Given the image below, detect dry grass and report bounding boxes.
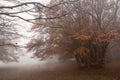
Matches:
[0,61,120,80]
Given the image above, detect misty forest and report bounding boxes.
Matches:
[0,0,120,80]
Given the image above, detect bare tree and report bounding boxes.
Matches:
[28,0,120,68]
[0,0,54,62]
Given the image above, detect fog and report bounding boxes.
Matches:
[0,0,120,80]
[0,0,51,66]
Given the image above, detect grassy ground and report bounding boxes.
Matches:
[0,61,120,80]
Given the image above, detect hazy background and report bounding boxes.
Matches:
[0,0,51,67]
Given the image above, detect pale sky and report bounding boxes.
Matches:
[0,0,51,66]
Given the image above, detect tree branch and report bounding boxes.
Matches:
[0,2,49,9]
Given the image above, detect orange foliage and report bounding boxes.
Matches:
[28,0,120,68]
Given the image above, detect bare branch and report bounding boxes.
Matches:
[0,2,49,9]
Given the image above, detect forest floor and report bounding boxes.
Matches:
[0,61,120,80]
